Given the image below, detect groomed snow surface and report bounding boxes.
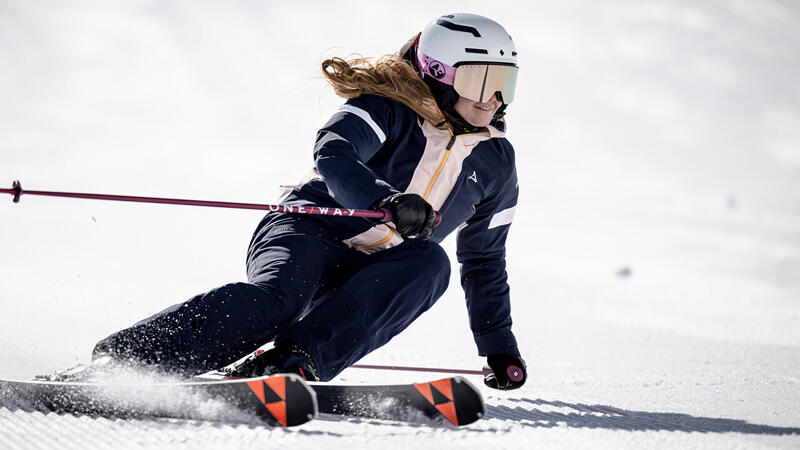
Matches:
[1,1,799,448]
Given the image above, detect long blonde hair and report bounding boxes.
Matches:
[321,55,448,129]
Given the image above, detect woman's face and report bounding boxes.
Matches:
[453,93,501,128]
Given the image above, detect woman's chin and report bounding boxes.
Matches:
[465,117,492,128]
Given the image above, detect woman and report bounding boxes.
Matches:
[92,13,527,391]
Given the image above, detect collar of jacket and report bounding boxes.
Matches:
[428,118,506,141]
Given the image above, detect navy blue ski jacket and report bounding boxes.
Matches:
[281,94,520,357]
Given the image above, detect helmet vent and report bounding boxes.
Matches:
[436,19,482,37]
[512,51,517,56]
[465,48,489,55]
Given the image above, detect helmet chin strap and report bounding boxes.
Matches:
[490,103,508,130]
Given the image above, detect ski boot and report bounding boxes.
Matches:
[225,344,319,381]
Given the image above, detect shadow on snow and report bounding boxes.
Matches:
[485,398,800,435]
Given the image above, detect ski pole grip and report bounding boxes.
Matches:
[379,208,442,227]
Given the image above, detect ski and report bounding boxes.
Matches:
[0,373,317,427]
[310,376,485,426]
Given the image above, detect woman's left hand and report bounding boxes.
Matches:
[483,354,527,390]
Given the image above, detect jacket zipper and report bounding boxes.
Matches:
[423,134,457,200]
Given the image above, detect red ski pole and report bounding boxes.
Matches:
[2,180,442,225]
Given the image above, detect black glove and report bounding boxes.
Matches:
[483,354,527,390]
[378,193,436,240]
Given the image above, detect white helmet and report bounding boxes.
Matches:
[418,13,517,67]
[414,14,518,105]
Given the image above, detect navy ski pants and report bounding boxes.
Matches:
[93,213,451,380]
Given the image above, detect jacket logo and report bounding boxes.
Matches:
[467,171,478,183]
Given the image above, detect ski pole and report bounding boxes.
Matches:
[2,180,442,225]
[350,363,486,376]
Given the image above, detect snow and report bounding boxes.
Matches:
[1,0,799,448]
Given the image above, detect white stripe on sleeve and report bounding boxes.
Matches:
[488,205,516,229]
[338,104,387,144]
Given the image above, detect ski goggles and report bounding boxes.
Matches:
[417,51,518,104]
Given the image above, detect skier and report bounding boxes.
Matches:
[91,13,527,390]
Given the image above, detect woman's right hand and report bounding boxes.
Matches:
[378,193,436,240]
